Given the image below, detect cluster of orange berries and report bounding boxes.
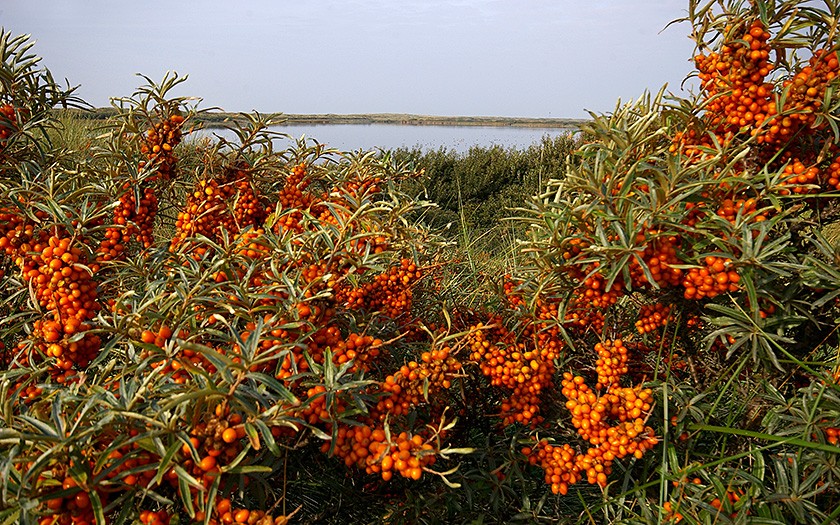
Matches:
[225,168,266,230]
[207,498,290,525]
[594,339,629,389]
[272,163,311,234]
[635,303,672,334]
[467,320,559,426]
[523,442,581,495]
[378,346,461,418]
[715,196,766,224]
[171,178,228,252]
[241,316,383,389]
[11,235,101,383]
[555,239,632,332]
[662,500,684,523]
[0,207,32,258]
[98,184,158,261]
[232,227,268,259]
[695,20,773,136]
[139,324,174,348]
[296,385,332,425]
[172,169,266,254]
[341,259,422,318]
[133,509,174,525]
[99,115,186,262]
[333,332,383,372]
[366,430,438,481]
[139,114,184,180]
[565,270,623,332]
[97,441,158,490]
[560,237,586,264]
[683,255,740,300]
[502,275,526,308]
[299,261,340,300]
[562,369,656,443]
[167,407,258,521]
[710,488,746,517]
[139,325,227,384]
[0,103,17,146]
[527,416,657,493]
[629,234,683,289]
[323,424,439,481]
[185,405,247,472]
[344,173,384,199]
[779,159,820,194]
[825,154,840,192]
[137,510,170,525]
[761,49,839,145]
[572,266,623,307]
[522,340,657,494]
[670,128,715,158]
[39,473,108,525]
[682,200,707,228]
[244,320,311,383]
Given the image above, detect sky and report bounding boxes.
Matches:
[1,1,698,119]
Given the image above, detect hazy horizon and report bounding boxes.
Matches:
[1,1,697,119]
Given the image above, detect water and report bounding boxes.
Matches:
[198,123,576,154]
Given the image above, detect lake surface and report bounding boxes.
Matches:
[199,123,576,154]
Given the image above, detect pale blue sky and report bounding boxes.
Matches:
[1,1,696,118]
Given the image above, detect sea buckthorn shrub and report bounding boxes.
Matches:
[6,0,840,522]
[501,0,840,522]
[0,43,476,524]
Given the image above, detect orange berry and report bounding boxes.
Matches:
[199,455,217,471]
[221,427,238,443]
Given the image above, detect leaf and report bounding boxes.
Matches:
[151,439,183,488]
[88,489,106,525]
[247,373,297,404]
[244,422,261,451]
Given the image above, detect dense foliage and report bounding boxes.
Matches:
[3,1,840,524]
[393,135,578,237]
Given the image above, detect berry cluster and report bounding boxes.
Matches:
[779,159,820,194]
[341,259,422,319]
[594,339,629,389]
[378,346,461,418]
[171,178,227,252]
[185,405,246,475]
[826,154,840,192]
[172,169,266,255]
[635,303,672,334]
[565,269,623,332]
[467,319,560,426]
[333,332,383,372]
[629,234,683,289]
[39,473,108,525]
[139,114,184,180]
[695,20,773,138]
[523,340,658,493]
[761,49,839,145]
[0,103,17,147]
[225,169,266,230]
[209,498,291,525]
[272,163,311,234]
[138,509,171,525]
[12,235,101,383]
[682,256,740,300]
[98,183,158,261]
[714,196,764,224]
[324,424,440,482]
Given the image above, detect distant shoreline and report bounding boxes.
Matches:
[59,108,587,129]
[270,113,585,129]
